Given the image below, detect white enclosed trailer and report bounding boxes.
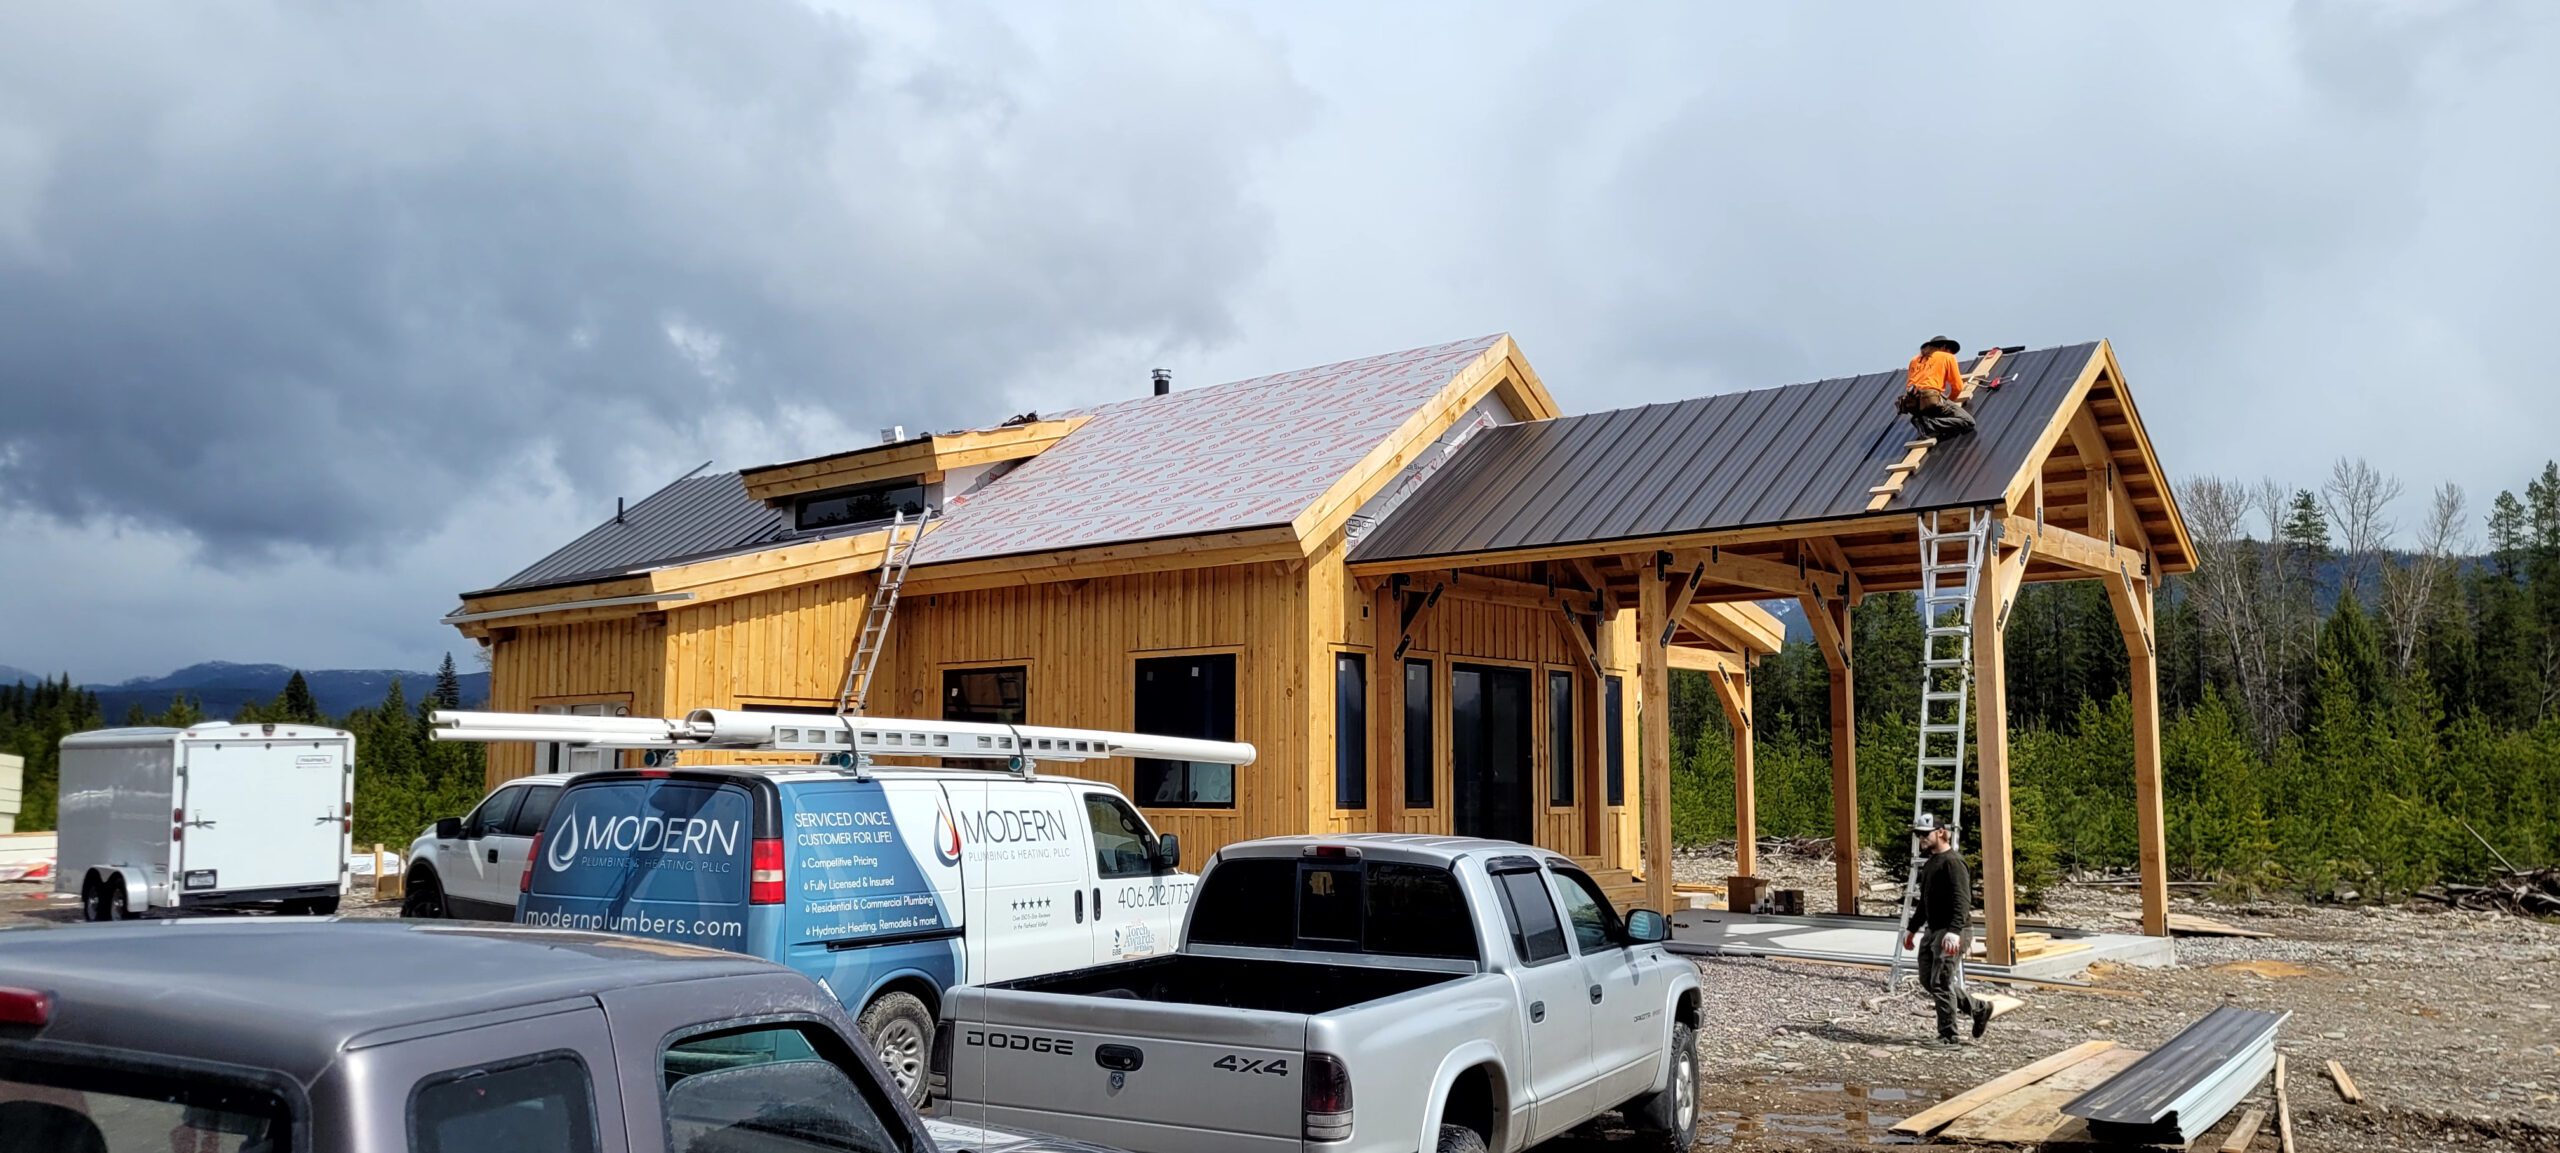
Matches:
[55,722,354,920]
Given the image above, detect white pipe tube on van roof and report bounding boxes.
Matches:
[429,710,673,736]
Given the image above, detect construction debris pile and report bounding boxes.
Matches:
[2416,866,2560,917]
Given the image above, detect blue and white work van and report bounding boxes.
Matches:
[516,763,1196,1106]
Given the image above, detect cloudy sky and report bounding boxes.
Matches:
[3,1,2554,683]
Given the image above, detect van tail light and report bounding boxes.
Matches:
[0,987,53,1028]
[927,1019,954,1100]
[522,834,541,893]
[750,838,786,905]
[1304,1052,1353,1142]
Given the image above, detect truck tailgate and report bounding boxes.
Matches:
[940,985,1307,1153]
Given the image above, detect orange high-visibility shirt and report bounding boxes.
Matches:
[1907,350,1965,401]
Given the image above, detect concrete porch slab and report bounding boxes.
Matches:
[1666,909,2176,980]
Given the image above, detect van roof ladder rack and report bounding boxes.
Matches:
[428,708,1257,782]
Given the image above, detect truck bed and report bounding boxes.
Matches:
[991,952,1461,1016]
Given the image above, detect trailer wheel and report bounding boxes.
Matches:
[105,877,132,921]
[858,991,935,1109]
[79,874,106,922]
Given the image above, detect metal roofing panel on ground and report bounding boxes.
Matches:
[912,335,1508,565]
[2061,1007,2288,1128]
[1347,343,2100,564]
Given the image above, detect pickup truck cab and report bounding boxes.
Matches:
[401,774,568,921]
[0,919,951,1152]
[935,834,1703,1153]
[518,763,1196,1108]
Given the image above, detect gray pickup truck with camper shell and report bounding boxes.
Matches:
[934,834,1703,1153]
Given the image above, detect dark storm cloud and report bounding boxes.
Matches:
[0,2,1305,557]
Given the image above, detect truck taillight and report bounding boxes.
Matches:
[927,1019,954,1100]
[522,833,541,893]
[1304,1052,1352,1142]
[0,987,51,1028]
[750,838,786,905]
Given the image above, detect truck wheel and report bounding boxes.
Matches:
[1624,1021,1698,1152]
[1434,1124,1489,1153]
[401,870,447,919]
[859,992,934,1109]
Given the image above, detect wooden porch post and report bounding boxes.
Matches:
[1711,670,1756,880]
[1803,593,1858,913]
[1636,559,1674,913]
[1974,532,2025,967]
[2108,569,2170,937]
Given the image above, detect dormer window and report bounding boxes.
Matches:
[794,480,926,532]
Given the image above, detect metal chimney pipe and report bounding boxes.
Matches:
[1151,369,1172,396]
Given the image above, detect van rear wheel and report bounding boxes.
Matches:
[859,992,934,1109]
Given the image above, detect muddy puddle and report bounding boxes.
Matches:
[1697,1080,1932,1147]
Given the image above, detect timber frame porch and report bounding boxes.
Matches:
[1347,340,2194,965]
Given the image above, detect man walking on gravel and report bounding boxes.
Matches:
[1904,814,1993,1046]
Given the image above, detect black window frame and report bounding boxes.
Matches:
[407,1049,601,1153]
[1402,659,1434,808]
[942,664,1029,726]
[1132,653,1239,809]
[1334,652,1368,810]
[1547,669,1575,807]
[793,481,927,533]
[1604,675,1625,806]
[1489,861,1569,966]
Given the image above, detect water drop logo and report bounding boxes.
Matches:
[545,810,581,872]
[933,806,963,867]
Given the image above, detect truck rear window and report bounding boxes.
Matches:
[1189,858,1477,961]
[0,1058,293,1152]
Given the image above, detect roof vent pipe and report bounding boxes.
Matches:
[616,497,625,524]
[880,425,906,444]
[1151,368,1172,396]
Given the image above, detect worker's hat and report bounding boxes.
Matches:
[1922,335,1962,354]
[1913,812,1942,834]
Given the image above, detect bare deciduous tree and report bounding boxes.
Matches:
[2380,483,2468,679]
[2321,456,2403,599]
[2181,475,2301,750]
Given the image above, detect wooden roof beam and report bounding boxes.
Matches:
[1668,546,1850,602]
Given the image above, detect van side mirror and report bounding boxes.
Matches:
[1624,909,1670,944]
[434,817,463,840]
[1151,834,1181,872]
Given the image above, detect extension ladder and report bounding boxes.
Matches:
[835,505,934,715]
[1885,507,1994,989]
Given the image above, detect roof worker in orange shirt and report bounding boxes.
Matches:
[1898,335,1977,441]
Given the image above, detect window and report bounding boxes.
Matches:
[0,1061,294,1153]
[942,665,1027,725]
[1547,867,1623,955]
[794,482,925,533]
[1133,654,1237,808]
[1403,660,1434,807]
[661,1025,899,1153]
[506,784,560,837]
[1548,670,1575,807]
[1334,653,1367,809]
[463,786,525,839]
[410,1052,598,1153]
[1604,675,1625,806]
[1085,792,1155,878]
[536,702,619,775]
[1184,858,1478,961]
[1491,866,1568,964]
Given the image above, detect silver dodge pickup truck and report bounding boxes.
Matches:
[933,835,1702,1153]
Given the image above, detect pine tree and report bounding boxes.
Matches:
[432,653,464,712]
[278,671,321,724]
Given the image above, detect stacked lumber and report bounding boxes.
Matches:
[2416,866,2560,917]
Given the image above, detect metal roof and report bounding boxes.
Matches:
[471,471,892,596]
[1348,343,2100,564]
[912,335,1509,565]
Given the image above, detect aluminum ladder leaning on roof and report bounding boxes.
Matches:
[1885,507,1995,991]
[836,504,935,716]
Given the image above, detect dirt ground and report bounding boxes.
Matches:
[10,853,2560,1152]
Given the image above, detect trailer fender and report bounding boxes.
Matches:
[1418,1042,1512,1152]
[86,865,155,914]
